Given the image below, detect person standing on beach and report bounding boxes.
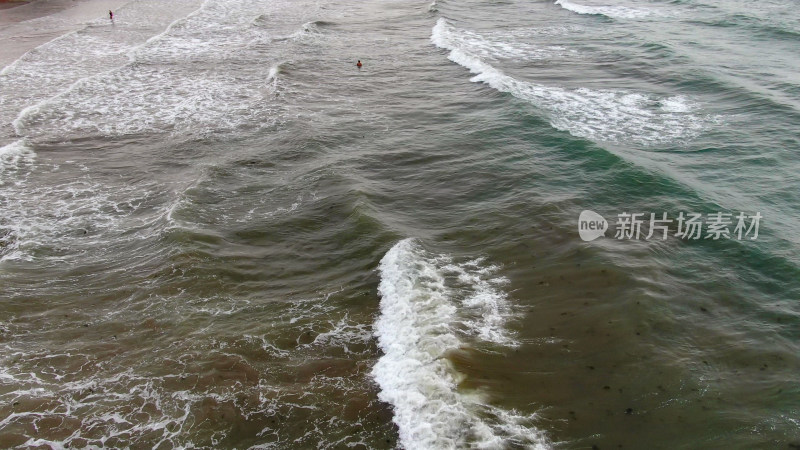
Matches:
[109,10,114,21]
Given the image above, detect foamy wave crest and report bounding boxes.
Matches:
[432,18,712,145]
[265,62,288,92]
[0,140,35,177]
[436,26,568,62]
[554,0,653,19]
[372,239,548,449]
[273,20,332,43]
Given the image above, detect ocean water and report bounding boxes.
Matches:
[1,0,799,448]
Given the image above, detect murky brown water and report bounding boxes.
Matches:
[2,0,799,448]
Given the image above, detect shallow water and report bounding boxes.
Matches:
[1,0,799,448]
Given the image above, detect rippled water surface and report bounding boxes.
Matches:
[1,0,799,448]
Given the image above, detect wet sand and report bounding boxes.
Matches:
[0,0,128,69]
[0,1,31,12]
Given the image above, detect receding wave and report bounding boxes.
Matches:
[8,0,289,142]
[0,0,208,142]
[372,239,549,449]
[432,18,715,145]
[555,0,653,19]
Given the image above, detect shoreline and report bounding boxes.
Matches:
[0,0,128,69]
[0,1,31,12]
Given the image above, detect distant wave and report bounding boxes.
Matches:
[255,15,335,31]
[437,27,569,62]
[554,0,653,19]
[372,239,548,450]
[251,13,269,27]
[695,15,800,41]
[271,20,335,43]
[432,18,712,145]
[295,21,324,38]
[300,20,336,32]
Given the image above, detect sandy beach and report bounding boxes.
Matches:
[0,0,127,68]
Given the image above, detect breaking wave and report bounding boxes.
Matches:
[432,18,713,145]
[372,239,548,449]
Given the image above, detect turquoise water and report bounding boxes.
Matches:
[0,0,798,448]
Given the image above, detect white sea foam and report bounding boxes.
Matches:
[660,95,696,113]
[0,349,242,448]
[372,239,548,449]
[265,62,286,92]
[438,26,569,62]
[554,0,653,19]
[1,0,333,143]
[14,67,277,140]
[0,140,35,176]
[0,170,164,263]
[267,64,281,84]
[5,0,288,142]
[1,1,207,138]
[444,257,517,346]
[432,19,711,145]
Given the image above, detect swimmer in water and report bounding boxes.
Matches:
[356,60,362,68]
[109,10,114,21]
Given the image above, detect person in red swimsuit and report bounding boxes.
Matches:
[356,60,362,68]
